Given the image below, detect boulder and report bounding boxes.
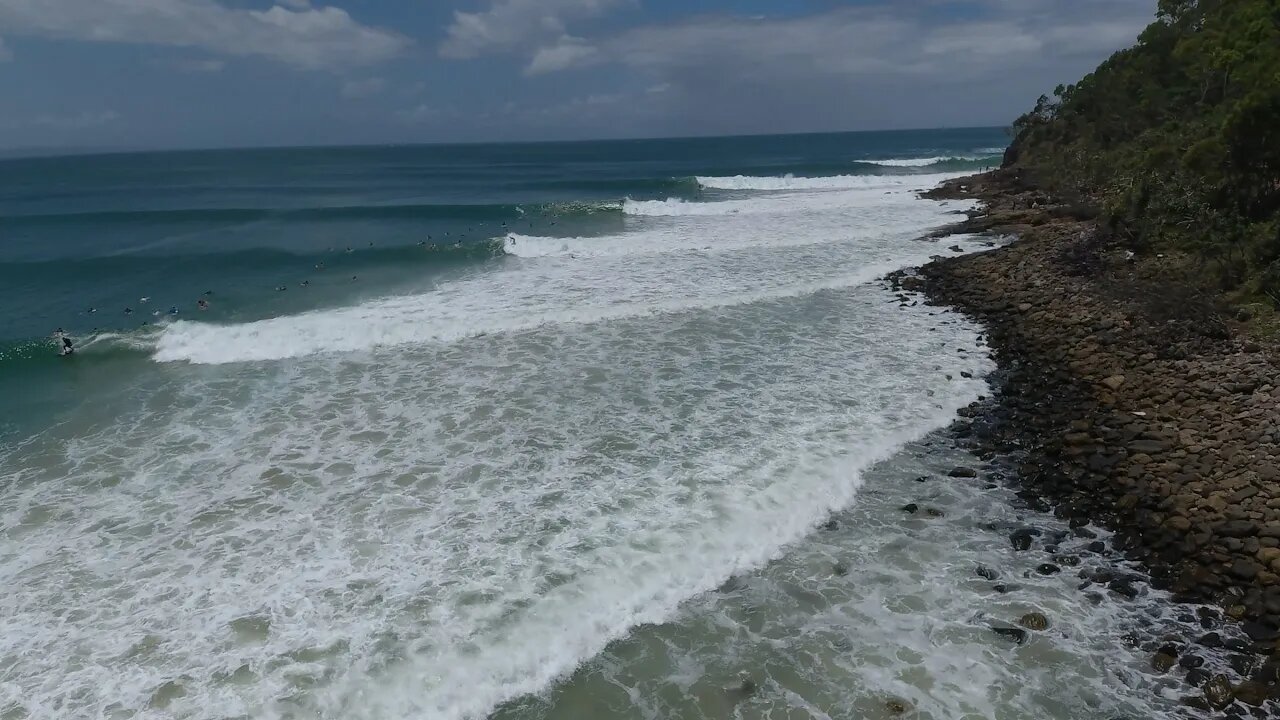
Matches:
[1019,612,1049,631]
[1204,675,1234,710]
[1102,375,1126,391]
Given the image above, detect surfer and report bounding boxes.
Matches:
[168,306,180,315]
[124,307,133,315]
[197,299,210,310]
[52,328,74,356]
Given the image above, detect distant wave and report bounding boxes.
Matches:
[695,172,960,191]
[857,154,1000,168]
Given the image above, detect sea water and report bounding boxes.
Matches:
[0,130,1210,719]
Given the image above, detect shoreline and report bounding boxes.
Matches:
[904,168,1280,712]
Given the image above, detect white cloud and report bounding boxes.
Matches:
[440,0,629,59]
[0,0,409,70]
[522,3,1153,82]
[525,38,597,75]
[341,77,386,99]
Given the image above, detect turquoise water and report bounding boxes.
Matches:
[0,129,1208,719]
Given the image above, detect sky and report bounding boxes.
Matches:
[0,0,1157,150]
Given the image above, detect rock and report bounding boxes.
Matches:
[1179,654,1205,670]
[1221,521,1259,539]
[1242,620,1279,642]
[1101,375,1126,391]
[1234,680,1271,707]
[1036,563,1061,576]
[1010,529,1036,551]
[833,562,849,577]
[1108,578,1140,599]
[1152,651,1177,673]
[926,508,945,518]
[821,519,839,531]
[1230,559,1260,582]
[901,503,919,514]
[736,675,757,696]
[948,466,978,478]
[1204,675,1234,710]
[976,566,999,581]
[885,699,911,716]
[991,626,1028,645]
[1019,612,1049,631]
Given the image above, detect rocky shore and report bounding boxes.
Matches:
[903,168,1280,713]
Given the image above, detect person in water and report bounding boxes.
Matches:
[52,328,74,356]
[197,299,209,310]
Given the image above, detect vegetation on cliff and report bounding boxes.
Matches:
[1008,0,1280,304]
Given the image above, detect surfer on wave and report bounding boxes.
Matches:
[52,328,74,356]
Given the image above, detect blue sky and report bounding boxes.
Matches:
[0,0,1156,150]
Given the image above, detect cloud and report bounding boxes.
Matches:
[341,77,387,99]
[504,0,1155,136]
[525,3,1153,81]
[525,38,597,75]
[440,0,629,59]
[0,0,409,70]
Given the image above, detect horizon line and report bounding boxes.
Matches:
[0,124,1010,162]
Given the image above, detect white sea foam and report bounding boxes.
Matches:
[156,175,978,364]
[861,156,959,167]
[8,165,1161,720]
[696,171,960,191]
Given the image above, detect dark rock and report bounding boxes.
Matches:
[1221,521,1260,539]
[833,562,849,577]
[1036,563,1061,576]
[948,466,978,478]
[991,626,1028,645]
[975,566,999,581]
[821,519,839,531]
[1180,654,1205,670]
[1010,529,1036,551]
[1152,651,1177,673]
[901,503,919,514]
[1086,541,1107,554]
[1242,620,1279,642]
[1230,559,1260,582]
[1234,680,1271,707]
[1186,668,1211,687]
[885,699,911,716]
[1108,578,1140,599]
[1204,675,1234,711]
[1224,638,1252,653]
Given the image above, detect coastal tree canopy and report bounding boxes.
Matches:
[1009,0,1280,303]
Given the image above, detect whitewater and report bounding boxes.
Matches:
[0,143,1211,720]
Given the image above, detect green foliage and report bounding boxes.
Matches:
[1009,0,1280,302]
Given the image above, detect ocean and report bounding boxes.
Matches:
[0,129,1205,719]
